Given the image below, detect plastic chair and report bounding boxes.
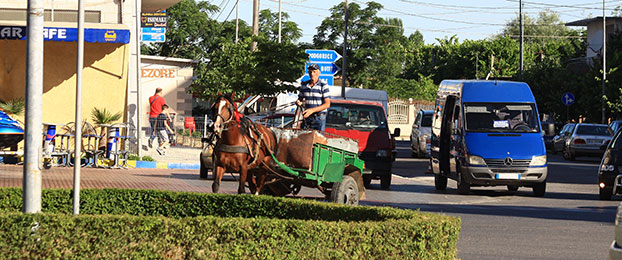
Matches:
[184,117,196,134]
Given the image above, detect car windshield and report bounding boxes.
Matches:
[421,114,433,127]
[575,125,611,136]
[326,103,387,130]
[464,103,539,133]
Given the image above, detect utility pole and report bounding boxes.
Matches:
[24,0,44,213]
[278,0,282,43]
[341,0,348,98]
[74,0,85,215]
[251,0,259,51]
[475,52,479,79]
[519,0,524,80]
[135,0,143,156]
[235,0,239,43]
[602,1,606,124]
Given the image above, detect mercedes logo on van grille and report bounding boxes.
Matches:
[504,157,513,166]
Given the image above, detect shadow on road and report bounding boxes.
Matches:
[362,200,618,224]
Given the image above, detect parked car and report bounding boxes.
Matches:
[558,123,612,161]
[598,127,622,200]
[551,123,576,154]
[255,113,295,128]
[410,109,433,157]
[610,202,622,258]
[541,121,557,150]
[610,120,622,135]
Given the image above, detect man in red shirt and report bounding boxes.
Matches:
[148,88,167,147]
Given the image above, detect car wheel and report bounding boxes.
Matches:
[457,171,470,195]
[507,185,519,192]
[363,174,372,189]
[434,174,447,190]
[532,181,546,197]
[411,140,419,158]
[562,146,575,161]
[599,187,612,200]
[379,172,391,190]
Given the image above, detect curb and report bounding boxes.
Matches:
[127,160,200,170]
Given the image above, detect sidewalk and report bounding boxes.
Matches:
[131,136,203,169]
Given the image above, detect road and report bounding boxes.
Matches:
[375,141,617,260]
[0,141,617,259]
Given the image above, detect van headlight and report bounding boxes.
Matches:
[467,154,486,166]
[376,150,389,158]
[529,155,547,166]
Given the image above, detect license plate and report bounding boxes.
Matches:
[496,173,520,179]
[587,139,601,144]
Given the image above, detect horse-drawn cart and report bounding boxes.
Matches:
[200,128,367,205]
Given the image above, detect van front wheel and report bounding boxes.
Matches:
[434,174,447,190]
[533,181,546,197]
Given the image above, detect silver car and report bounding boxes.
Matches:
[552,123,576,154]
[556,123,612,161]
[410,109,433,158]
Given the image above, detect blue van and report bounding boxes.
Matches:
[430,80,547,196]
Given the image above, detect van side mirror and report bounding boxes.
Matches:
[392,128,401,138]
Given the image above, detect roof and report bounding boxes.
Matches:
[440,80,536,103]
[141,55,198,65]
[566,16,622,26]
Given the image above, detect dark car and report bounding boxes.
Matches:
[598,128,622,200]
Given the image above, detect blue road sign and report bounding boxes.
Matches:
[305,49,342,63]
[299,74,334,86]
[305,62,340,75]
[562,92,575,106]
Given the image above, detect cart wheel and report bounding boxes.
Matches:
[345,169,366,200]
[330,175,359,205]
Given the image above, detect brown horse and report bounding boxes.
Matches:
[210,94,278,194]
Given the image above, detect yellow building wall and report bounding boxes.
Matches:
[0,40,128,128]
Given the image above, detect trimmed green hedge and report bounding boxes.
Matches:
[0,188,460,259]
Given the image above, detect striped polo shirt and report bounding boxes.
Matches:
[299,80,330,113]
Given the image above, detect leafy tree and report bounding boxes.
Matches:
[190,37,306,97]
[313,1,384,87]
[258,9,302,43]
[501,11,581,44]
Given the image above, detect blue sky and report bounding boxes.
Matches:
[215,0,621,44]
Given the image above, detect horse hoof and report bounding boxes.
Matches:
[212,183,220,193]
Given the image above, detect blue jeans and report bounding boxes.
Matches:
[302,113,326,131]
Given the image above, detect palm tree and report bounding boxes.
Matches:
[91,107,122,149]
[0,98,25,125]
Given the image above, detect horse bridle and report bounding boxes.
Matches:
[212,97,238,134]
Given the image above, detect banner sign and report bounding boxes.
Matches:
[142,27,166,42]
[0,26,130,44]
[141,12,168,27]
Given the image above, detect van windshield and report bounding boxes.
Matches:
[326,103,387,130]
[464,103,540,133]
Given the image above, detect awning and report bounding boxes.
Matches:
[0,21,130,44]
